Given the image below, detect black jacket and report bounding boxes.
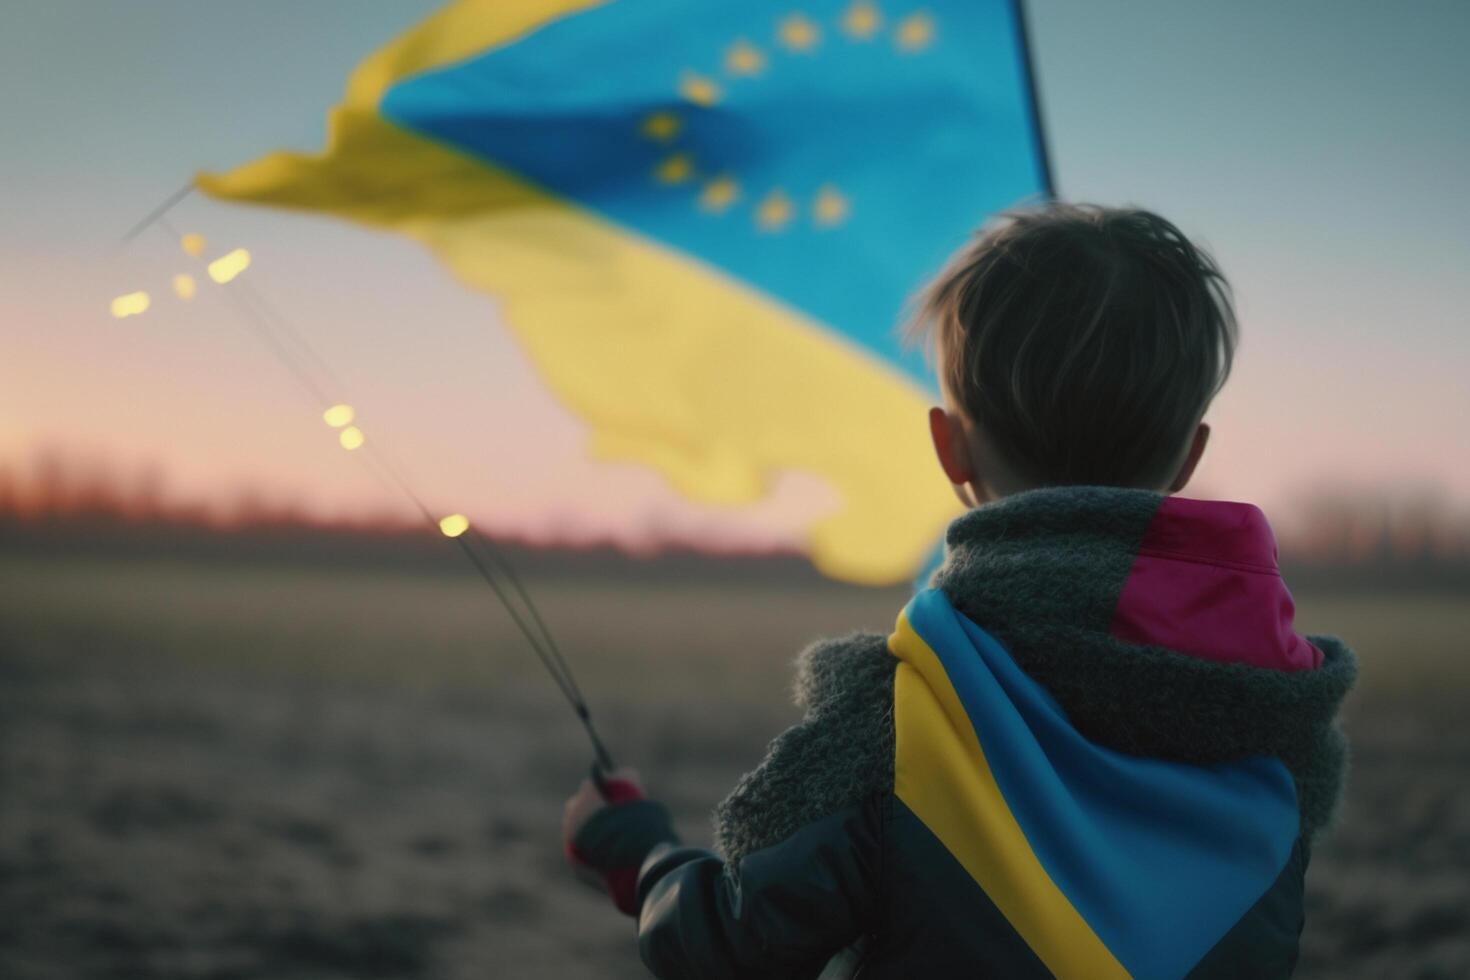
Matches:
[611,794,1312,979]
[574,488,1355,979]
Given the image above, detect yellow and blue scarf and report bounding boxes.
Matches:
[890,586,1301,979]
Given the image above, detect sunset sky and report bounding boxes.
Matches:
[3,0,1467,552]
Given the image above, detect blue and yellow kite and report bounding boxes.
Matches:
[199,0,1052,583]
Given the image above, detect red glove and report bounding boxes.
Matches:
[563,770,678,916]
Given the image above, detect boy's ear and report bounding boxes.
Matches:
[1168,423,1211,493]
[929,407,976,486]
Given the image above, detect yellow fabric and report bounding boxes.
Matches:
[889,612,1130,978]
[196,0,959,583]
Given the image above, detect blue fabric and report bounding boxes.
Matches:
[380,0,1049,386]
[905,588,1301,980]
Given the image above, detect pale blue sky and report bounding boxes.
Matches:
[3,1,1467,544]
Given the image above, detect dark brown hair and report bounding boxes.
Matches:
[906,203,1237,488]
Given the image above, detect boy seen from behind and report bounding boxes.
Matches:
[562,203,1356,979]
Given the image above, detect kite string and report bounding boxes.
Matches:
[350,424,590,722]
[470,526,584,705]
[120,182,194,245]
[135,206,612,770]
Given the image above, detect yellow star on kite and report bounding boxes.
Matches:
[756,189,795,231]
[726,39,767,76]
[654,153,694,184]
[812,185,851,227]
[895,12,935,52]
[778,13,821,52]
[679,71,722,106]
[699,176,741,213]
[640,111,682,142]
[842,1,882,40]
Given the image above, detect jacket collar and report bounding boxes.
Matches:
[931,486,1356,837]
[935,486,1319,671]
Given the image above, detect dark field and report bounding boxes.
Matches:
[2,555,1467,978]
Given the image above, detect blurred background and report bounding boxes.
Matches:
[2,1,1468,977]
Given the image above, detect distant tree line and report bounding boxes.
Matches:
[3,449,1468,591]
[1275,488,1470,592]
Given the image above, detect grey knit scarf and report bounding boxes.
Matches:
[715,486,1357,865]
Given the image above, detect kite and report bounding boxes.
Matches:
[197,0,1053,584]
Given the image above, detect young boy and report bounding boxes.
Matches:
[561,204,1356,979]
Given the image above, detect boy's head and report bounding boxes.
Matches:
[906,203,1237,505]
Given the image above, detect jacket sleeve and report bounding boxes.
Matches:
[632,794,885,980]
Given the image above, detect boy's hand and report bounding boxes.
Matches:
[562,767,678,916]
[562,766,643,844]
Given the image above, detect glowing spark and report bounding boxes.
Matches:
[338,426,365,450]
[172,274,196,300]
[678,72,722,107]
[812,185,851,227]
[640,111,682,142]
[725,40,766,76]
[110,291,150,318]
[654,153,694,184]
[842,1,882,39]
[756,189,794,231]
[699,176,740,213]
[778,14,821,52]
[181,233,206,257]
[207,248,251,284]
[439,514,470,538]
[322,404,355,428]
[895,12,934,51]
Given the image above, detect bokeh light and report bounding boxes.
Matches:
[180,233,206,257]
[172,274,196,300]
[321,404,355,428]
[110,292,150,318]
[206,248,251,284]
[337,426,365,451]
[438,513,470,538]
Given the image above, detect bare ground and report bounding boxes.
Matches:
[1,556,1466,978]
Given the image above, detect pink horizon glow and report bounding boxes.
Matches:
[5,219,1469,565]
[5,174,1469,565]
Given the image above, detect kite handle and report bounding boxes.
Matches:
[589,758,646,806]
